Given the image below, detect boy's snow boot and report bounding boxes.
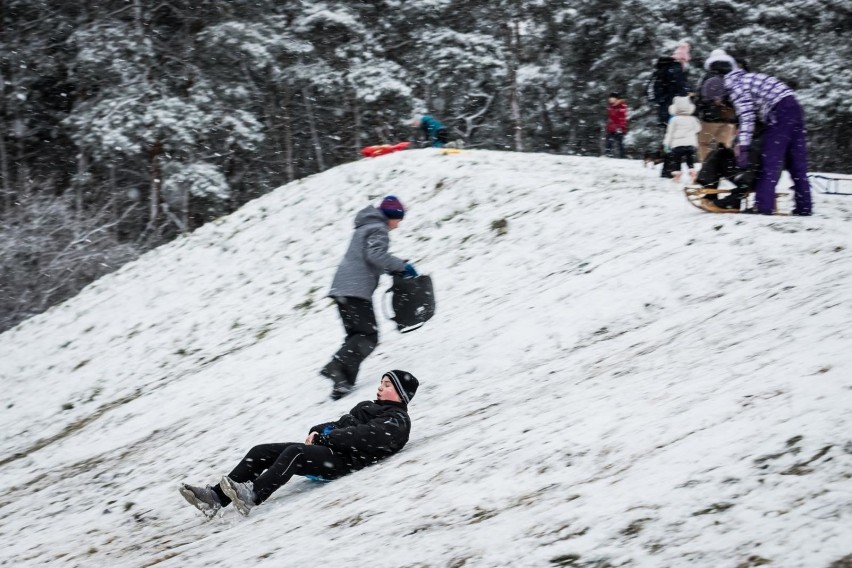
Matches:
[219,477,256,517]
[179,483,222,519]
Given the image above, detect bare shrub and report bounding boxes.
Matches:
[0,195,140,333]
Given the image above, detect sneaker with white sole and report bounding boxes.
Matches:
[179,483,222,519]
[219,477,257,516]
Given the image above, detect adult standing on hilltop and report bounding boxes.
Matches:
[649,41,692,129]
[320,196,418,399]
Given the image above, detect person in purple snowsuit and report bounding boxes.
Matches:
[724,67,812,215]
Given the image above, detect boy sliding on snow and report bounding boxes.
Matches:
[180,370,419,518]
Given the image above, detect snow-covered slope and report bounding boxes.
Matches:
[1,149,850,568]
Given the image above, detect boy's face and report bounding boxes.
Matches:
[608,97,617,104]
[388,218,402,231]
[377,376,402,402]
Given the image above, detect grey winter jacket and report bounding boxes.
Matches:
[329,206,407,300]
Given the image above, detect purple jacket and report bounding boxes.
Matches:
[724,70,794,147]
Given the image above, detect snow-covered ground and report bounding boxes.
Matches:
[1,149,850,568]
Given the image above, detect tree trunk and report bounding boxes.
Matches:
[281,83,295,183]
[351,88,362,157]
[144,140,162,237]
[109,163,118,237]
[302,85,325,172]
[504,19,524,152]
[183,182,190,233]
[74,151,89,230]
[539,96,554,151]
[0,115,10,211]
[13,118,30,193]
[0,67,11,211]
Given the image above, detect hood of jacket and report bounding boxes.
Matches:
[669,96,696,116]
[704,49,738,72]
[354,205,389,229]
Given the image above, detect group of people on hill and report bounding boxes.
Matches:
[181,195,423,518]
[178,41,819,519]
[607,41,813,215]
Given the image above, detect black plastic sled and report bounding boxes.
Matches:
[385,274,436,333]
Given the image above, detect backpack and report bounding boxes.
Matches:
[384,274,435,333]
[695,73,736,123]
[695,73,721,122]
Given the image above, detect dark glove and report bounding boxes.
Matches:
[403,262,418,278]
[312,433,330,447]
[735,145,750,169]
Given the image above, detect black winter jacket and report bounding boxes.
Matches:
[309,400,411,469]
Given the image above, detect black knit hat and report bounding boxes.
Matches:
[384,370,419,404]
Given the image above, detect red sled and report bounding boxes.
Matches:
[361,141,411,158]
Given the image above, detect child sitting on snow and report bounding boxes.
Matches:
[179,370,418,517]
[662,96,701,182]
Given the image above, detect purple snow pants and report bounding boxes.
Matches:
[754,95,812,215]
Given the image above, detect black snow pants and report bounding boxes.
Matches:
[213,443,351,505]
[323,296,378,384]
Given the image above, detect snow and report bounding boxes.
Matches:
[1,149,850,567]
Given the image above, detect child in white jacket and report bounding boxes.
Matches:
[663,96,702,182]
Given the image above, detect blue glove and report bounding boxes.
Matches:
[403,262,418,278]
[736,144,750,169]
[663,145,671,153]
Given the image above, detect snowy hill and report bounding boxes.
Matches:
[1,149,850,568]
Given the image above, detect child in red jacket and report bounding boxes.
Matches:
[606,92,628,158]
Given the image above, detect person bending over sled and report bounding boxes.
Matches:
[722,56,813,215]
[412,114,450,148]
[180,370,419,518]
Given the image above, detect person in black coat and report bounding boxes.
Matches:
[179,370,419,518]
[650,42,691,128]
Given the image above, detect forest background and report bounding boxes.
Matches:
[1,0,849,333]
